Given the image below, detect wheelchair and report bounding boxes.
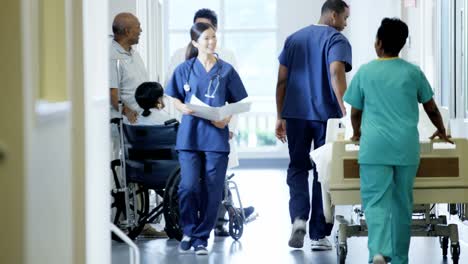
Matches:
[110,118,183,241]
[110,118,247,242]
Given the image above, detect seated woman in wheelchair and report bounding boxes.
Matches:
[124,81,172,125]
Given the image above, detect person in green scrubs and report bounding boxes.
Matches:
[343,18,452,264]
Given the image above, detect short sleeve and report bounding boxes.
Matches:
[165,64,186,101]
[109,59,119,89]
[343,68,364,110]
[226,68,248,103]
[278,36,291,67]
[417,69,434,104]
[328,34,352,72]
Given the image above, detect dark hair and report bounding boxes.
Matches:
[185,22,216,60]
[193,8,218,29]
[321,0,349,15]
[135,82,164,117]
[376,18,409,56]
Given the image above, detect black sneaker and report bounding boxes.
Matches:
[241,206,258,223]
[178,235,192,252]
[214,225,230,237]
[194,245,208,255]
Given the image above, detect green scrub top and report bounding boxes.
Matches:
[344,58,434,165]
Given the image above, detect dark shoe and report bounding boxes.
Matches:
[178,235,192,252]
[241,206,258,223]
[214,225,230,237]
[194,245,208,255]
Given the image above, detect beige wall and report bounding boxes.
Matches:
[0,0,25,263]
[39,0,67,101]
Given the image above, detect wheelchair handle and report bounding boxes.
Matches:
[164,118,179,126]
[110,117,122,125]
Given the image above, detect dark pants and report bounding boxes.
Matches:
[178,150,228,247]
[285,118,333,240]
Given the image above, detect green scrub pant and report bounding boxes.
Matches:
[360,164,418,264]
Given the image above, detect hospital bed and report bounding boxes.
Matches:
[326,136,468,264]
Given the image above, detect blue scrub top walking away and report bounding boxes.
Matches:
[166,57,247,249]
[278,24,352,242]
[279,25,352,121]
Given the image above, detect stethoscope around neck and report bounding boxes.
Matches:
[183,54,222,98]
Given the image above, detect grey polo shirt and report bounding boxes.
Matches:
[109,40,148,115]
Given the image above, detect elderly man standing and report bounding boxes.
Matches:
[109,12,146,123]
[109,12,166,238]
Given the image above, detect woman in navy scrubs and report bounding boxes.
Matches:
[165,22,248,255]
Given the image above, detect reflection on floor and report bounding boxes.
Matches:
[112,165,467,264]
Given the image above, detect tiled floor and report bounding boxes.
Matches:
[112,165,467,264]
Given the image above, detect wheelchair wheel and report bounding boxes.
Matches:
[227,205,244,240]
[111,182,149,241]
[163,167,183,241]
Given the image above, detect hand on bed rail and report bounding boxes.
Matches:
[429,129,454,144]
[350,133,360,142]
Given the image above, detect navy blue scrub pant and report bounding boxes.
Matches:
[178,150,228,247]
[285,118,333,240]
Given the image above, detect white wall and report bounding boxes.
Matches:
[27,106,73,263]
[346,0,401,77]
[277,0,322,52]
[22,0,110,263]
[108,0,137,35]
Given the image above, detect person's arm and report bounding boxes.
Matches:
[211,115,232,129]
[350,107,362,141]
[172,98,194,115]
[110,88,138,123]
[275,64,288,143]
[330,61,347,116]
[422,98,453,143]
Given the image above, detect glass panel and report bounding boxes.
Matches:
[224,0,276,29]
[225,32,278,147]
[224,32,277,98]
[168,0,220,30]
[440,0,450,107]
[168,32,190,59]
[465,0,468,117]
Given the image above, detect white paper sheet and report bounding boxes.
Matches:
[186,97,251,121]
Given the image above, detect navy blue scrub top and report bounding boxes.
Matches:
[278,25,352,121]
[165,58,248,152]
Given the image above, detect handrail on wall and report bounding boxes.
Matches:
[110,223,140,264]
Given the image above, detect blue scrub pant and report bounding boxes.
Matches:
[285,118,333,240]
[360,164,418,264]
[177,150,228,248]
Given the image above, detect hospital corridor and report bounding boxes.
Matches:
[2,0,468,264]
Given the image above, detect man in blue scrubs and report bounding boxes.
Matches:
[275,0,352,251]
[344,18,451,264]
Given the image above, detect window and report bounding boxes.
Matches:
[439,0,451,107]
[164,0,279,151]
